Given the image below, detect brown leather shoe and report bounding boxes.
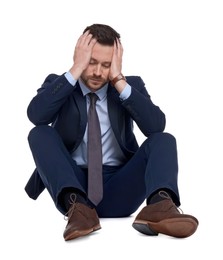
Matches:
[132,191,198,238]
[63,201,101,241]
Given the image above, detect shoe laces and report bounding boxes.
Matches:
[64,193,77,221]
[158,190,184,214]
[158,190,171,199]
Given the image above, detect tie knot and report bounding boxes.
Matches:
[88,93,98,105]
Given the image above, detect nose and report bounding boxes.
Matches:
[93,64,102,76]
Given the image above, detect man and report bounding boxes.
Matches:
[25,23,198,241]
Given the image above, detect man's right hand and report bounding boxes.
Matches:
[69,31,97,80]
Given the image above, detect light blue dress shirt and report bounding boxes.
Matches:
[65,72,131,166]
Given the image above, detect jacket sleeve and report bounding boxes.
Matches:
[27,73,75,125]
[122,76,166,136]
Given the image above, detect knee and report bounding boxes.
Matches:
[144,132,177,147]
[28,125,54,145]
[159,132,176,143]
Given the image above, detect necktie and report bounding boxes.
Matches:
[87,93,103,205]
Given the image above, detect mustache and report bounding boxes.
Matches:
[89,76,103,81]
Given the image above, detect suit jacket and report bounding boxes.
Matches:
[25,73,166,199]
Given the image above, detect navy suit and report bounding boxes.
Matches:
[25,74,180,217]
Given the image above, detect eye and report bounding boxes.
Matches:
[89,60,97,65]
[102,63,111,68]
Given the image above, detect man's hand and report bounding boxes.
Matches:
[109,40,123,80]
[109,40,126,93]
[69,31,97,80]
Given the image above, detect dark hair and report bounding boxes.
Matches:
[83,24,120,46]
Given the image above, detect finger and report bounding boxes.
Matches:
[76,31,92,47]
[82,33,98,49]
[113,41,118,53]
[113,41,122,58]
[116,40,123,52]
[88,37,97,47]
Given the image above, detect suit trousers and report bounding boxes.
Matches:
[28,125,180,217]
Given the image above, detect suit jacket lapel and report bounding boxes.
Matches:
[71,82,88,150]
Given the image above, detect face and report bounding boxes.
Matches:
[80,42,113,92]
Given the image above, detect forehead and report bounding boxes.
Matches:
[91,43,114,62]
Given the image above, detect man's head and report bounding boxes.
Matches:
[83,24,120,46]
[80,24,121,91]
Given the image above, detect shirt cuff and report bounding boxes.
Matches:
[119,84,131,100]
[65,71,77,86]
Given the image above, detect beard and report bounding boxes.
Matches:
[82,75,108,90]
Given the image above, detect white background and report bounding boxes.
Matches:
[0,0,222,259]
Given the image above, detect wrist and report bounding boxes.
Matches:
[111,73,126,86]
[69,64,83,80]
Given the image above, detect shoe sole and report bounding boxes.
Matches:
[64,224,101,241]
[132,218,198,238]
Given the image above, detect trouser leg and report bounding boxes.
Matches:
[28,125,87,214]
[96,132,180,217]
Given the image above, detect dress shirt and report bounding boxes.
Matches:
[64,71,131,167]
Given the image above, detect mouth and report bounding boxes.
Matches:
[90,78,102,82]
[89,78,103,85]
